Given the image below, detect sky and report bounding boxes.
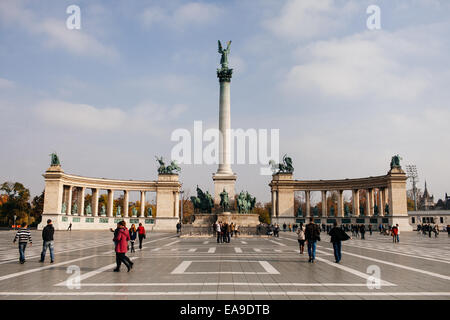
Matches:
[0,0,449,203]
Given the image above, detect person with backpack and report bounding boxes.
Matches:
[305,218,321,263]
[296,223,305,254]
[13,222,32,264]
[329,222,351,263]
[40,219,55,263]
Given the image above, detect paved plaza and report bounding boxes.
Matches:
[0,230,449,300]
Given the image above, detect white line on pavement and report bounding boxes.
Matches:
[74,282,393,287]
[171,261,192,274]
[1,291,449,296]
[241,241,248,244]
[0,255,97,282]
[269,240,287,246]
[188,248,197,252]
[254,248,262,252]
[203,241,209,245]
[234,247,242,253]
[163,240,180,247]
[314,251,395,286]
[318,246,450,281]
[208,247,216,253]
[54,257,139,286]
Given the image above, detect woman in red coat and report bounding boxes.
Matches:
[113,221,133,272]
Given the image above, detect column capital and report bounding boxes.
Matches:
[217,68,233,82]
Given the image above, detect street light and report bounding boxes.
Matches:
[13,215,17,230]
[406,165,419,211]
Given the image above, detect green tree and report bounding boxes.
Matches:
[0,182,31,225]
[30,190,45,225]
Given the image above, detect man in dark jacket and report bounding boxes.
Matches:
[305,218,321,263]
[40,219,55,263]
[329,222,351,263]
[360,224,366,240]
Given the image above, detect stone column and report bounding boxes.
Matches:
[213,67,236,206]
[368,188,374,216]
[217,72,232,175]
[377,188,383,216]
[352,189,360,216]
[365,190,370,217]
[321,190,327,217]
[271,190,278,219]
[174,191,180,218]
[107,189,114,217]
[380,188,386,216]
[123,190,129,217]
[67,186,73,216]
[79,187,85,216]
[92,188,99,217]
[337,190,344,217]
[140,191,145,217]
[305,191,311,217]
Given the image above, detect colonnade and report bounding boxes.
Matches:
[269,165,409,228]
[39,164,181,230]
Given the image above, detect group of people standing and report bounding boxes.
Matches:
[213,221,238,243]
[417,224,441,237]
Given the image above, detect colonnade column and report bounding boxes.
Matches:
[271,190,278,219]
[352,189,359,216]
[123,190,129,217]
[365,190,370,217]
[92,188,99,217]
[381,187,387,215]
[174,192,179,218]
[79,187,85,216]
[321,190,327,217]
[140,191,145,217]
[305,191,311,217]
[337,190,344,217]
[368,188,374,216]
[107,190,114,217]
[67,186,73,216]
[377,188,383,216]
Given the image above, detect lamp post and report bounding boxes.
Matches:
[13,215,17,230]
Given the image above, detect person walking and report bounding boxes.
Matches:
[13,222,32,264]
[113,221,133,272]
[433,225,439,238]
[283,223,287,232]
[176,221,182,235]
[215,221,222,243]
[67,223,72,231]
[305,218,321,263]
[227,223,232,243]
[329,222,351,263]
[296,222,305,254]
[392,225,398,243]
[395,224,400,243]
[39,219,55,263]
[137,223,146,250]
[369,224,372,236]
[129,224,137,253]
[222,222,229,243]
[360,224,366,240]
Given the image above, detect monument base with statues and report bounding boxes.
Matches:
[192,213,260,227]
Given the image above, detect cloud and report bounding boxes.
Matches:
[264,0,357,41]
[281,30,431,101]
[140,2,222,29]
[0,0,118,60]
[0,78,15,89]
[34,99,187,134]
